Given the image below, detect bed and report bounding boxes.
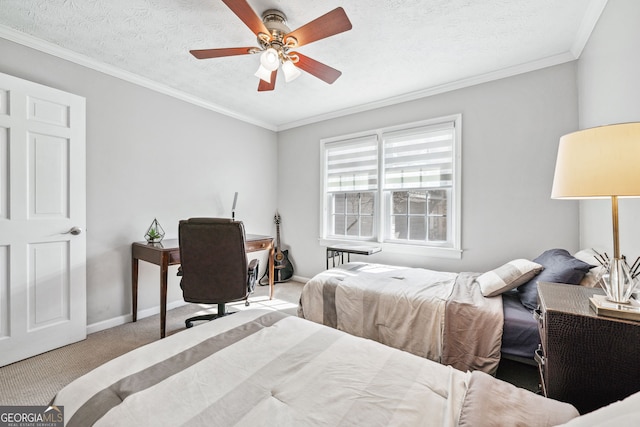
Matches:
[298,249,596,374]
[52,309,580,426]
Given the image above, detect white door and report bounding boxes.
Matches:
[0,72,86,367]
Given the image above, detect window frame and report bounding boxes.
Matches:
[319,114,462,259]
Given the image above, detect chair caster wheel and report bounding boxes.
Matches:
[185,321,193,328]
[245,300,250,307]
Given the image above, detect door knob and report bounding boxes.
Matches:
[64,226,83,235]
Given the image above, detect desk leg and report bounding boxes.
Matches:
[160,256,168,338]
[269,245,275,300]
[132,257,139,322]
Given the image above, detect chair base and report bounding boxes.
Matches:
[184,301,248,328]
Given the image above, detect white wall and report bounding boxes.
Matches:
[0,39,278,327]
[278,63,581,278]
[577,0,640,260]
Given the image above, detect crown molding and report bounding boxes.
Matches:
[570,0,608,58]
[2,0,606,135]
[0,25,277,131]
[276,51,577,131]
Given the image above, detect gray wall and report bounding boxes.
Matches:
[278,62,580,278]
[0,39,278,328]
[577,0,640,260]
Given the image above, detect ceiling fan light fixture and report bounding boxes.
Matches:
[260,48,280,71]
[254,64,273,83]
[189,5,352,92]
[282,60,301,82]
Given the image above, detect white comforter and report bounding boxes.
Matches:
[52,310,577,427]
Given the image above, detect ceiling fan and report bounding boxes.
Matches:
[189,0,353,92]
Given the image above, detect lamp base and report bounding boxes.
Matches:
[600,258,639,303]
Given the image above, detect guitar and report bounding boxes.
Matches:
[260,211,294,284]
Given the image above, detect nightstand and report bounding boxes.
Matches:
[535,282,640,414]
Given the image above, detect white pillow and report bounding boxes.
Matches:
[476,259,544,297]
[574,249,605,288]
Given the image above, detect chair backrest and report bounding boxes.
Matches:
[178,218,249,304]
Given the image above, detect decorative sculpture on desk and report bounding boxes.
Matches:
[144,218,165,243]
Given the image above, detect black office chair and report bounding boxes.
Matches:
[177,218,259,328]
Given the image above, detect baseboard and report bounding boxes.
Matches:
[86,300,190,335]
[86,277,310,335]
[291,274,310,284]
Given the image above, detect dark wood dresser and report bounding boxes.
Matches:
[535,282,640,414]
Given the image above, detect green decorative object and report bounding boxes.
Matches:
[145,218,165,243]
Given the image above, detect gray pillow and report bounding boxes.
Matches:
[476,259,544,297]
[517,249,594,310]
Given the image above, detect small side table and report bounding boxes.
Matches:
[326,244,381,269]
[536,282,640,413]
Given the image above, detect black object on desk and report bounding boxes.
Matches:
[326,244,381,269]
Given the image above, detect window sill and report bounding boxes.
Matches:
[319,239,462,260]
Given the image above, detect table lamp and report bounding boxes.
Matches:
[551,122,640,303]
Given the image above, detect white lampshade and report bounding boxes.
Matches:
[551,122,640,303]
[260,48,279,71]
[552,122,640,199]
[282,60,301,83]
[254,64,273,83]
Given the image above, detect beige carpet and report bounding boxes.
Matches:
[0,280,304,406]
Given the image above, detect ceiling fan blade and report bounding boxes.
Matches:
[285,7,352,47]
[258,70,277,92]
[190,47,256,59]
[222,0,269,36]
[293,53,342,84]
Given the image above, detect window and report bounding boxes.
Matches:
[321,115,461,257]
[324,135,378,239]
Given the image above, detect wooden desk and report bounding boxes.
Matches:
[131,234,274,338]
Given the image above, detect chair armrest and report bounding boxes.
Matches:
[248,258,259,273]
[247,259,259,293]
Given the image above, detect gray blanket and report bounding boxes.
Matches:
[298,263,503,374]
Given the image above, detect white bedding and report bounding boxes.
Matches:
[298,262,503,374]
[52,309,578,427]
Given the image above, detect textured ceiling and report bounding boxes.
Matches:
[0,0,607,130]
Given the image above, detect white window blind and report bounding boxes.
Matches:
[325,135,378,192]
[383,122,454,190]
